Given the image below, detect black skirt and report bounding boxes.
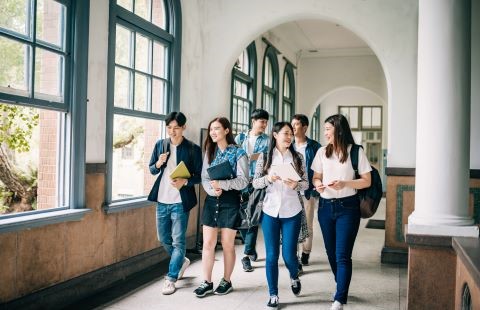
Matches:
[202,190,240,229]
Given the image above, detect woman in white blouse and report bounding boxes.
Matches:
[311,114,372,310]
[252,122,308,309]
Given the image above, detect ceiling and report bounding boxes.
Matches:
[269,20,371,57]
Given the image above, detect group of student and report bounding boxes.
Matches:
[147,109,372,310]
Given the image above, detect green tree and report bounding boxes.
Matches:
[0,103,39,213]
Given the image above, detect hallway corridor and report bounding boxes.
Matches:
[96,200,407,310]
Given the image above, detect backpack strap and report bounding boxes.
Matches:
[350,144,361,179]
[162,138,171,162]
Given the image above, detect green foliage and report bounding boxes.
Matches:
[0,0,27,87]
[0,103,39,153]
[113,119,144,149]
[0,184,13,213]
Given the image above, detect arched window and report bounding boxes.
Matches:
[311,105,320,142]
[106,0,182,209]
[282,63,295,121]
[262,46,279,132]
[231,42,256,134]
[0,0,90,226]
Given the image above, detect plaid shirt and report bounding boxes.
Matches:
[235,132,270,178]
[211,144,247,174]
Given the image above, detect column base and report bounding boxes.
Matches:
[381,246,408,265]
[407,223,479,237]
[406,233,456,310]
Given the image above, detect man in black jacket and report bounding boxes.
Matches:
[148,112,202,295]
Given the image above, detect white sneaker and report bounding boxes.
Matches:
[162,279,176,295]
[330,300,343,310]
[178,257,190,279]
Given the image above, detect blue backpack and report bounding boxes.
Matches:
[350,144,383,218]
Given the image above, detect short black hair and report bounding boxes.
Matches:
[165,111,187,126]
[251,108,269,120]
[292,114,309,127]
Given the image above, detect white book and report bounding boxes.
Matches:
[269,163,301,181]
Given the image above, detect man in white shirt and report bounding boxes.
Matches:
[147,112,203,295]
[291,114,321,270]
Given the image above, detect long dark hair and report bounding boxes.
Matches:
[324,114,356,163]
[204,117,236,164]
[263,122,303,176]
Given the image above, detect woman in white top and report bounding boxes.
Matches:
[252,122,308,309]
[311,114,372,310]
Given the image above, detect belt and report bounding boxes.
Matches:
[321,194,358,203]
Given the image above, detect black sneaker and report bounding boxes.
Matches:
[242,256,253,272]
[301,252,310,266]
[297,260,303,275]
[214,278,233,295]
[291,278,301,296]
[193,280,213,297]
[267,295,279,308]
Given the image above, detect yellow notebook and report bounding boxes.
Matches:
[169,161,191,179]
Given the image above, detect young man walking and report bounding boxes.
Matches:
[291,114,321,270]
[148,112,203,294]
[234,109,270,272]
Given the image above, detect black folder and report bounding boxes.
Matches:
[207,160,236,180]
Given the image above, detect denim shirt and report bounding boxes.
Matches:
[147,137,203,212]
[293,137,321,199]
[235,132,270,178]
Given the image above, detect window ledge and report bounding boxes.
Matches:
[104,198,155,214]
[0,209,91,234]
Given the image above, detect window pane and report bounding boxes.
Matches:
[350,107,359,129]
[372,107,381,127]
[0,0,29,36]
[34,47,63,102]
[0,103,63,215]
[362,107,372,128]
[284,75,290,98]
[152,41,165,77]
[135,33,150,73]
[112,114,163,200]
[115,24,132,67]
[134,73,148,111]
[264,57,270,87]
[0,36,30,96]
[234,80,241,97]
[36,0,66,48]
[114,67,131,108]
[117,0,133,11]
[151,0,166,29]
[134,0,151,22]
[152,78,165,114]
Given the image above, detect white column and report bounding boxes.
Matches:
[408,0,478,237]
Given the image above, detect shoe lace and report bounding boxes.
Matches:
[199,281,210,289]
[218,278,229,287]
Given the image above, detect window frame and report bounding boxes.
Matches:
[282,62,295,121]
[261,45,279,129]
[104,0,182,213]
[0,0,91,233]
[230,41,256,135]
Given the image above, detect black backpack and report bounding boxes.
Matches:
[350,144,383,218]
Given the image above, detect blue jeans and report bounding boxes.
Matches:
[261,211,301,296]
[318,195,360,304]
[156,202,189,282]
[239,225,259,256]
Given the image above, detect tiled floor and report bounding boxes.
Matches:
[98,199,407,309]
